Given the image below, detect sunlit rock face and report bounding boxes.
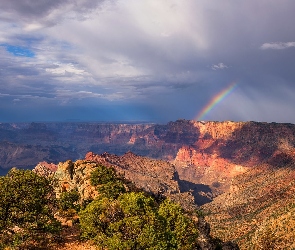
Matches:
[37,152,196,210]
[33,161,58,178]
[2,120,295,200]
[53,159,99,201]
[84,151,196,210]
[172,121,295,195]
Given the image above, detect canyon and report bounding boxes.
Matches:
[2,119,295,248]
[1,120,295,194]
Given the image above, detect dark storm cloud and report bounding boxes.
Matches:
[0,0,111,24]
[1,0,295,122]
[0,0,64,17]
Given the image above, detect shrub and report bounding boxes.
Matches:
[91,165,126,199]
[59,188,80,212]
[81,165,200,249]
[80,192,199,249]
[158,199,199,249]
[90,165,117,186]
[0,168,61,248]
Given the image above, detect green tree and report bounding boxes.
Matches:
[0,169,61,248]
[59,188,80,211]
[158,199,199,250]
[90,165,117,186]
[90,165,126,199]
[80,192,199,249]
[97,180,126,199]
[80,192,165,249]
[81,164,200,249]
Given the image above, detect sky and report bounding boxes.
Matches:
[1,0,295,123]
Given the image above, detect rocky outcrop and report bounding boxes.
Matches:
[49,152,195,210]
[85,151,196,210]
[54,160,99,201]
[85,151,180,194]
[33,161,57,178]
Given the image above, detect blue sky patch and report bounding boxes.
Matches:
[2,44,35,58]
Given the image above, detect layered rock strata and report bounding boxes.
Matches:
[50,152,195,210]
[3,120,295,201]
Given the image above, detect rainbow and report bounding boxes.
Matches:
[195,82,237,121]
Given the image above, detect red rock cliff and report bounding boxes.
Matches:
[173,121,295,194]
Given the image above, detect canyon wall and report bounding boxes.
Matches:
[1,120,295,195]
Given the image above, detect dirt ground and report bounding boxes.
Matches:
[52,225,96,250]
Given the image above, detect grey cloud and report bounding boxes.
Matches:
[211,63,228,70]
[55,89,102,99]
[0,0,65,17]
[1,1,295,122]
[0,0,112,26]
[260,42,295,50]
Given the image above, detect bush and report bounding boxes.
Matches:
[91,165,126,199]
[90,165,117,186]
[158,199,199,249]
[80,193,199,249]
[80,192,166,249]
[80,164,200,249]
[59,188,80,212]
[97,180,126,199]
[0,168,61,248]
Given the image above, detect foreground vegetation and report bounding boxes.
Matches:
[0,166,202,249]
[0,169,61,249]
[80,165,199,249]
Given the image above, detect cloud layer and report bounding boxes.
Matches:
[261,42,295,50]
[1,0,295,122]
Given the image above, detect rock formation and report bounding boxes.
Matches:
[2,119,295,204]
[54,160,98,201]
[50,152,196,210]
[33,161,58,178]
[172,121,295,196]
